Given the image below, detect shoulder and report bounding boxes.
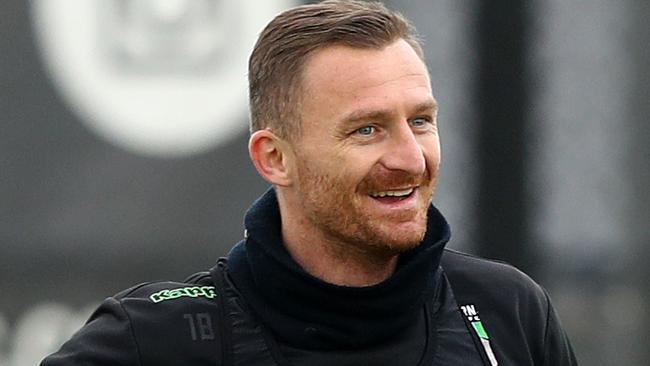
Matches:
[106,271,220,322]
[113,271,215,304]
[441,248,549,316]
[122,271,224,360]
[440,249,577,365]
[110,271,222,344]
[41,271,223,366]
[441,249,553,364]
[118,272,222,347]
[441,249,545,298]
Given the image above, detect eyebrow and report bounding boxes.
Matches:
[340,99,438,125]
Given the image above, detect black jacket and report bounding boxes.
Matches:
[41,190,577,365]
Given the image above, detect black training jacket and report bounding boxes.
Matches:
[41,190,577,366]
[40,252,577,366]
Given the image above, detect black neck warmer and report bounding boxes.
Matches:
[227,188,451,350]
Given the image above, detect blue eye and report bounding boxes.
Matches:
[357,126,375,136]
[410,117,428,127]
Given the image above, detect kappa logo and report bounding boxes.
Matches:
[150,286,217,303]
[460,304,499,366]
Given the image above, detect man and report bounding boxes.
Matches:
[42,1,577,365]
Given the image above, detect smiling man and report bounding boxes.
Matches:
[251,39,440,286]
[42,1,577,365]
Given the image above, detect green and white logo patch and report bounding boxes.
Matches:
[150,286,217,303]
[461,304,499,366]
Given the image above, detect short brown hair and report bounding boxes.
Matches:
[248,0,424,140]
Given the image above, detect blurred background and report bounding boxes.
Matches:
[1,0,648,364]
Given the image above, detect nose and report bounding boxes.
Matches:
[380,122,426,175]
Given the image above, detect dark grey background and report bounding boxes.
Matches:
[2,1,648,365]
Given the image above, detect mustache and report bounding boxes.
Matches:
[358,167,431,192]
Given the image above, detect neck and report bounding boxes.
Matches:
[227,187,452,349]
[278,191,398,286]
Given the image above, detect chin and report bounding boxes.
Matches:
[370,221,427,253]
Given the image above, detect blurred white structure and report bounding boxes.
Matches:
[31,0,295,157]
[2,303,95,366]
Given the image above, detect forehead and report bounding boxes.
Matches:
[300,39,433,114]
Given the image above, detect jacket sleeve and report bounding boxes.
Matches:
[40,297,140,366]
[542,290,578,366]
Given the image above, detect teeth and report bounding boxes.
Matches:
[370,188,414,198]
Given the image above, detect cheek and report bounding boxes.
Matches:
[341,154,383,187]
[430,145,442,169]
[419,135,441,169]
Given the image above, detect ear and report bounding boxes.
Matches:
[248,129,294,186]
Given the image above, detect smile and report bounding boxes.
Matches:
[368,188,415,198]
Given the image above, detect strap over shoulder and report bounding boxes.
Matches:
[210,259,233,366]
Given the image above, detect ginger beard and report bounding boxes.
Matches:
[293,153,438,259]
